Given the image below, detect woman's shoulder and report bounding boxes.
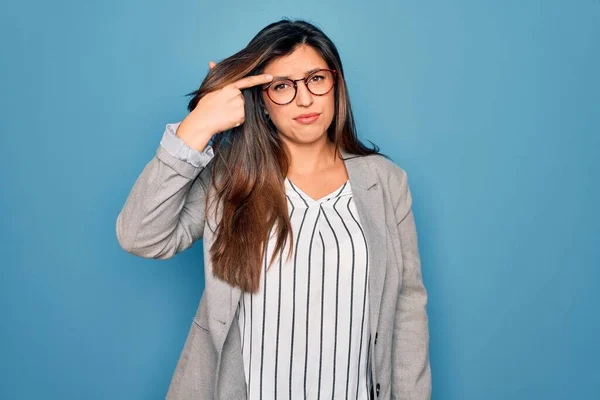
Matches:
[360,152,408,185]
[359,153,413,213]
[341,147,406,178]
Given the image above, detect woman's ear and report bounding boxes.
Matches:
[258,96,270,117]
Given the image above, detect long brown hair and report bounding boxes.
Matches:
[185,18,384,293]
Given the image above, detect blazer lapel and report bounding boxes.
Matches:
[338,147,388,335]
[215,147,388,348]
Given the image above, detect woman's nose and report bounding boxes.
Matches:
[295,81,314,106]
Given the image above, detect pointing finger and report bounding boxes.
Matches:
[232,74,273,90]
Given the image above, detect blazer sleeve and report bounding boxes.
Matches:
[115,122,215,259]
[391,166,432,399]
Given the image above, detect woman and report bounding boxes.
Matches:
[116,18,431,400]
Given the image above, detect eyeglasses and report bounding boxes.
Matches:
[262,68,337,105]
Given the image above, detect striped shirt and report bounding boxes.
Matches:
[236,176,372,399]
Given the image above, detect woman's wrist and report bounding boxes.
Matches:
[176,123,214,152]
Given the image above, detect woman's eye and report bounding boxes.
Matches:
[273,83,289,91]
[310,75,325,82]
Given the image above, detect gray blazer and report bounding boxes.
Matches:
[116,129,432,400]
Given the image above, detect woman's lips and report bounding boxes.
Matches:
[294,113,320,124]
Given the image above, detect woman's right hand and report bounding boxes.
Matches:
[176,61,273,152]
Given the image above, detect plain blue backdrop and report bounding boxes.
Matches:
[1,0,598,399]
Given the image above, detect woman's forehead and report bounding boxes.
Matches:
[271,67,325,81]
[263,45,328,78]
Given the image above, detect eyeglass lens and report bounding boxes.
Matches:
[267,70,335,105]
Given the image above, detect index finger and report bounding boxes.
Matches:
[232,74,273,90]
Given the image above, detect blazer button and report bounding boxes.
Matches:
[376,383,380,396]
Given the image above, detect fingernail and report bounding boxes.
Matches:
[265,74,273,80]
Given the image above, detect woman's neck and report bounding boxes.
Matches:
[283,137,340,176]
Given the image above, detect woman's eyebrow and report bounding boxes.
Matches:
[273,68,323,80]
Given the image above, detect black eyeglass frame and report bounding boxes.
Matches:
[261,68,338,105]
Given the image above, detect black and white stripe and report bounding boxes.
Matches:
[238,177,371,399]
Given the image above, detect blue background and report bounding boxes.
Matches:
[1,0,598,399]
